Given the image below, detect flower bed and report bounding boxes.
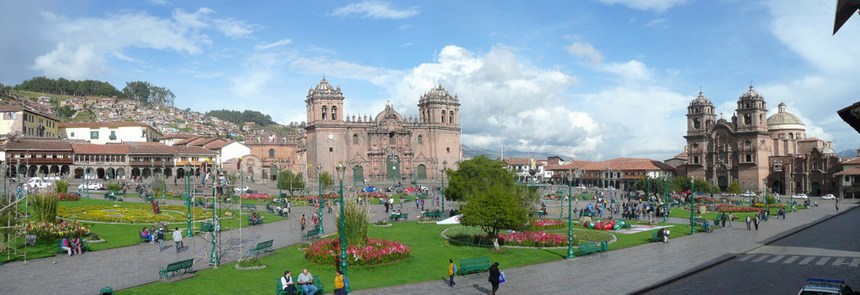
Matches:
[58,205,211,223]
[305,238,411,266]
[240,193,271,200]
[531,219,565,230]
[287,194,339,202]
[19,220,92,240]
[55,193,81,201]
[715,204,761,213]
[498,231,566,247]
[358,192,386,198]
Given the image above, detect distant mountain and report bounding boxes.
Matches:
[462,145,562,161]
[838,149,857,159]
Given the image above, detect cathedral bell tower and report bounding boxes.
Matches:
[684,91,716,178]
[735,85,768,133]
[305,78,345,126]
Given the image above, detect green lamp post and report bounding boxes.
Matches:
[566,171,575,259]
[662,175,669,223]
[689,178,696,235]
[336,163,348,278]
[317,164,324,234]
[440,160,447,215]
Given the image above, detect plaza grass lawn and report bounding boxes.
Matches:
[122,221,698,294]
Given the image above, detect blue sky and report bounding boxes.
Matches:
[1,0,857,161]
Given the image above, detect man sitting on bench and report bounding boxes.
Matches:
[250,212,262,225]
[297,268,318,295]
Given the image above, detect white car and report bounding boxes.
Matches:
[78,182,103,190]
[233,186,250,193]
[821,194,836,200]
[791,193,808,200]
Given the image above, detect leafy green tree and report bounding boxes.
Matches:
[320,171,334,193]
[54,180,68,193]
[725,182,743,194]
[278,170,306,196]
[29,194,58,223]
[56,105,76,119]
[447,156,532,251]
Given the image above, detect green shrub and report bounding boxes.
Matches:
[106,182,122,192]
[29,194,58,223]
[54,180,68,193]
[338,201,369,247]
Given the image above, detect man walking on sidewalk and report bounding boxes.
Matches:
[745,215,751,230]
[172,227,183,252]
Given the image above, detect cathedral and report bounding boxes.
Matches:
[301,78,462,187]
[681,86,840,196]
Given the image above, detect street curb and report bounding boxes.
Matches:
[628,253,737,295]
[629,204,857,295]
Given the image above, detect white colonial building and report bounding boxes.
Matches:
[59,122,161,144]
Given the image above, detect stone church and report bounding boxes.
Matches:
[301,78,462,187]
[681,86,840,195]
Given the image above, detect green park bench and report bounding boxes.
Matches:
[103,192,117,201]
[457,256,491,275]
[200,222,215,232]
[295,275,324,295]
[159,258,194,279]
[249,239,273,256]
[422,211,442,219]
[241,204,257,211]
[388,213,409,221]
[578,241,605,256]
[530,211,548,218]
[302,228,320,241]
[56,239,89,254]
[579,211,596,218]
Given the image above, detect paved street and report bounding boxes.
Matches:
[644,201,860,295]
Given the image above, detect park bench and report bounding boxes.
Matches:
[388,213,409,221]
[241,204,257,211]
[302,228,320,241]
[651,231,660,242]
[159,258,194,279]
[579,211,596,218]
[56,239,89,254]
[530,211,548,218]
[457,256,491,275]
[103,192,117,201]
[249,239,274,256]
[248,215,264,225]
[578,241,605,256]
[422,211,442,219]
[200,222,215,232]
[296,275,325,295]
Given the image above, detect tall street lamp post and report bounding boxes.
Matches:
[663,175,668,223]
[440,160,447,215]
[566,171,575,259]
[763,177,769,216]
[317,164,324,234]
[528,159,537,204]
[690,178,696,235]
[336,163,348,278]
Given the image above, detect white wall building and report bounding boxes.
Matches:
[59,122,162,144]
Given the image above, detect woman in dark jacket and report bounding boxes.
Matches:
[488,262,501,295]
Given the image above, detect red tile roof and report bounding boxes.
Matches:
[0,104,60,121]
[3,138,72,151]
[842,158,860,165]
[504,158,531,165]
[125,142,176,154]
[834,168,860,176]
[545,158,674,172]
[71,143,129,154]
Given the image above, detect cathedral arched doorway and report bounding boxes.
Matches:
[717,176,728,191]
[416,164,427,180]
[353,166,364,185]
[810,182,821,196]
[386,155,401,184]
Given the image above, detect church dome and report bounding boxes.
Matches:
[375,103,403,122]
[738,85,763,102]
[419,85,459,105]
[306,77,344,101]
[689,91,713,106]
[767,102,805,131]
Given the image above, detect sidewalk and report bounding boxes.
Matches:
[353,201,857,295]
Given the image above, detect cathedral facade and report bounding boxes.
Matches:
[302,78,461,187]
[682,86,840,195]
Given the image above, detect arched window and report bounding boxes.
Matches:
[268,149,275,158]
[744,114,751,125]
[693,118,700,129]
[353,134,359,144]
[441,110,446,123]
[449,111,454,124]
[789,133,794,140]
[332,106,338,120]
[389,132,395,144]
[417,135,423,145]
[322,106,328,120]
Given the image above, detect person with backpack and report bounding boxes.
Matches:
[333,269,348,295]
[448,258,457,287]
[156,227,165,252]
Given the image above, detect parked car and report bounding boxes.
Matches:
[28,177,55,189]
[821,194,836,200]
[78,182,103,190]
[403,186,416,193]
[792,193,809,200]
[361,186,377,193]
[604,186,615,191]
[233,186,251,193]
[797,278,855,295]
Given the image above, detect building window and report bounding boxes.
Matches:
[353,134,359,144]
[744,114,751,125]
[389,132,395,145]
[268,149,275,158]
[449,111,454,124]
[745,154,752,162]
[694,156,700,164]
[447,147,450,153]
[417,135,423,145]
[90,131,99,139]
[441,110,446,123]
[332,106,337,120]
[693,118,700,129]
[329,147,333,152]
[322,106,328,120]
[70,132,75,137]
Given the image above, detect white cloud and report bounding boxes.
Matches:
[646,18,667,27]
[599,60,652,83]
[331,1,420,19]
[255,39,292,50]
[565,42,603,64]
[597,0,690,12]
[214,18,253,38]
[290,58,403,86]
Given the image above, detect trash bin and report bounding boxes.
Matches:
[100,286,114,295]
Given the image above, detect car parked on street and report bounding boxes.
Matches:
[78,182,103,191]
[792,193,809,200]
[797,278,856,295]
[361,186,377,193]
[821,194,836,200]
[233,186,251,193]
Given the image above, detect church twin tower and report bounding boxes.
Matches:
[303,78,461,185]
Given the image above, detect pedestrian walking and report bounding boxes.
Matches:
[172,227,183,253]
[728,213,734,228]
[488,262,501,295]
[447,258,457,287]
[836,198,839,211]
[753,215,760,230]
[745,215,751,231]
[156,227,165,252]
[300,214,307,231]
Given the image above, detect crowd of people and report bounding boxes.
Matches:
[278,268,349,295]
[139,224,184,252]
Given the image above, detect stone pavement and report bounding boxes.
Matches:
[353,201,857,295]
